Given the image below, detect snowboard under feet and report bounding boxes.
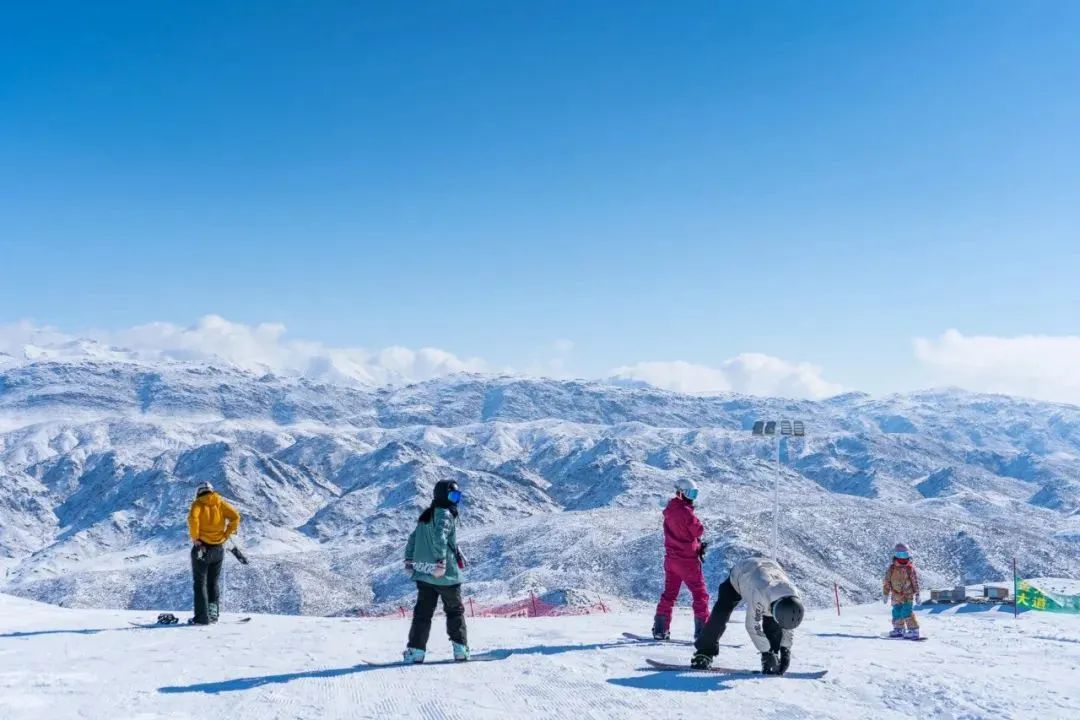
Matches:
[645,658,828,679]
[884,634,928,641]
[362,654,504,667]
[622,632,693,646]
[622,632,741,648]
[128,617,252,629]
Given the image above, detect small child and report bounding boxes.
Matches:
[403,480,469,663]
[882,542,921,639]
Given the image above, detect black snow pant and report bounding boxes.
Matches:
[407,581,467,651]
[191,543,225,624]
[694,578,783,656]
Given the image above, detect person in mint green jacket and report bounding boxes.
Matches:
[402,480,469,663]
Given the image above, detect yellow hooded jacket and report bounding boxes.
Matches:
[188,492,241,546]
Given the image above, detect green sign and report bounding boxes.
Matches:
[1015,579,1080,614]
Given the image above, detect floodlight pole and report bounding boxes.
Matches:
[752,419,804,561]
[772,435,780,559]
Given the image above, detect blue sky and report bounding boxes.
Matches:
[2,2,1079,398]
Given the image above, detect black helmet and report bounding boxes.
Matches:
[771,596,804,630]
[433,480,461,508]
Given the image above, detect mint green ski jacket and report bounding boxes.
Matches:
[404,507,462,586]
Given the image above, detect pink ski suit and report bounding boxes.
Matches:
[655,496,710,629]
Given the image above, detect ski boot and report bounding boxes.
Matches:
[888,627,904,638]
[904,627,920,640]
[402,647,426,664]
[452,642,470,662]
[208,602,219,624]
[651,614,670,641]
[761,651,780,675]
[778,647,791,675]
[690,652,713,670]
[693,616,706,641]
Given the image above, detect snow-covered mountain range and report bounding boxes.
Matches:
[1,358,1077,616]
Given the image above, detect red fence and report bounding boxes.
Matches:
[355,591,609,620]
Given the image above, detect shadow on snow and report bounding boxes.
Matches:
[158,638,696,695]
[1,621,249,640]
[0,627,111,639]
[608,671,731,693]
[608,668,826,692]
[813,632,881,640]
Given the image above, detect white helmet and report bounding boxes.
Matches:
[195,482,214,497]
[675,478,699,501]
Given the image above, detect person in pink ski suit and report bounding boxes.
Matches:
[653,479,710,640]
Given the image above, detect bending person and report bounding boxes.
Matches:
[692,556,804,674]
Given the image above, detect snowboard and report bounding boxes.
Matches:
[362,655,504,667]
[622,632,740,648]
[128,617,252,629]
[645,658,828,679]
[622,632,693,646]
[883,634,928,642]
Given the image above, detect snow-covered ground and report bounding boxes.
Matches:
[1,593,1077,720]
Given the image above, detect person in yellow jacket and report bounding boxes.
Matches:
[187,482,241,625]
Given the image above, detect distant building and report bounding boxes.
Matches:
[930,587,968,603]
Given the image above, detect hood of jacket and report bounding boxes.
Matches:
[193,491,223,509]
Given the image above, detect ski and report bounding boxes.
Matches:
[128,617,252,629]
[645,658,828,679]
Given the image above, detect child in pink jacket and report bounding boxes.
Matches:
[883,542,921,639]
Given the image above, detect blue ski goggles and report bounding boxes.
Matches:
[683,488,699,501]
[448,489,462,504]
[895,551,910,559]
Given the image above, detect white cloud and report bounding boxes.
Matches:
[915,329,1080,404]
[0,315,490,387]
[0,316,845,399]
[609,353,843,399]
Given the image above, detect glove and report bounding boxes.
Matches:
[915,592,921,604]
[760,651,780,675]
[454,547,468,570]
[697,541,709,562]
[432,560,446,578]
[404,560,414,574]
[778,647,791,675]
